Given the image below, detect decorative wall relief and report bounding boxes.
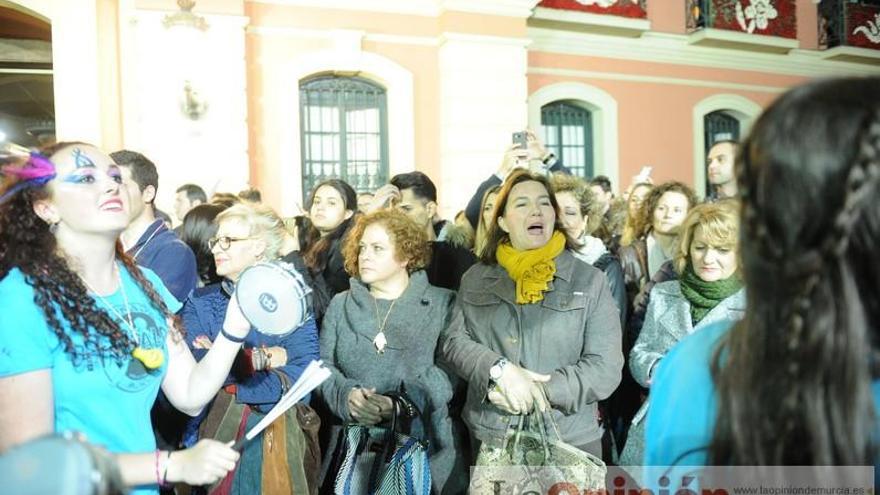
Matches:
[538,0,648,18]
[687,0,797,38]
[819,0,880,50]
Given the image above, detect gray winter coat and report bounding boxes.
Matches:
[620,279,745,466]
[629,280,746,387]
[440,249,623,448]
[318,271,466,494]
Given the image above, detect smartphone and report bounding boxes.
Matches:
[636,165,653,181]
[512,131,529,149]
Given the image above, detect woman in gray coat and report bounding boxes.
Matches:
[318,209,466,494]
[441,170,624,459]
[620,201,746,466]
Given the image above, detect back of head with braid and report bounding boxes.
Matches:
[0,142,184,367]
[709,77,880,465]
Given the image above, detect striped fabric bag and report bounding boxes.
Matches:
[331,396,431,495]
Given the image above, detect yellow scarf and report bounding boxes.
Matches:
[496,231,566,304]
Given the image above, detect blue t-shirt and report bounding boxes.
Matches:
[645,321,880,468]
[0,265,181,494]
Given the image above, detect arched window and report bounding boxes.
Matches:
[540,101,593,178]
[299,75,389,200]
[703,110,741,192]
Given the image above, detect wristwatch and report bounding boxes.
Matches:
[488,357,508,383]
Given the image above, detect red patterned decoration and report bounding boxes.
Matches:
[698,0,797,38]
[846,3,880,49]
[537,0,647,19]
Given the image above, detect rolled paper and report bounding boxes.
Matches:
[132,347,164,369]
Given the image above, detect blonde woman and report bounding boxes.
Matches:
[619,182,652,248]
[620,201,745,466]
[182,203,320,493]
[473,185,500,258]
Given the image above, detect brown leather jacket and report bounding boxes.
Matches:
[618,238,648,309]
[439,250,623,447]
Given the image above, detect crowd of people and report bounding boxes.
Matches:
[0,75,877,495]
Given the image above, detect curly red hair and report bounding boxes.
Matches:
[342,209,431,277]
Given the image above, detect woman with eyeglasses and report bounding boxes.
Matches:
[181,203,320,493]
[0,142,252,494]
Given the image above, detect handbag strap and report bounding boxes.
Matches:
[530,411,552,464]
[269,368,292,395]
[367,396,403,493]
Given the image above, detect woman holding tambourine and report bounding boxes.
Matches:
[0,142,251,494]
[318,209,467,494]
[181,202,320,493]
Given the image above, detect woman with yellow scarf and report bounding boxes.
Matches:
[440,169,624,461]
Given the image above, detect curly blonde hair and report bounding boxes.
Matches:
[549,173,604,235]
[342,209,431,277]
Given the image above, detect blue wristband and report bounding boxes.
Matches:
[220,327,246,344]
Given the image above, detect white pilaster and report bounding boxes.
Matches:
[437,33,531,219]
[119,7,250,214]
[51,0,102,145]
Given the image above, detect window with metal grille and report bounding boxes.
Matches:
[299,75,389,202]
[704,110,740,193]
[540,101,593,178]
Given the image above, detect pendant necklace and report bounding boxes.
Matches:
[82,263,165,371]
[371,296,398,354]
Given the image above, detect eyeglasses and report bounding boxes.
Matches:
[208,236,255,251]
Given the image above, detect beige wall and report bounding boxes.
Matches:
[245,2,533,215]
[11,0,879,215]
[528,51,801,190]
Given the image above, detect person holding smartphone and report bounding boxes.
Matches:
[463,130,570,232]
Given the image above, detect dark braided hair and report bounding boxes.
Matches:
[0,142,183,366]
[709,77,880,465]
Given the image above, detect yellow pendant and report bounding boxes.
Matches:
[132,347,164,370]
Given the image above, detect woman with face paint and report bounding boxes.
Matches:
[0,142,252,494]
[440,169,624,461]
[619,201,745,466]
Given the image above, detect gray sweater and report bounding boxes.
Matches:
[440,250,624,448]
[318,271,466,494]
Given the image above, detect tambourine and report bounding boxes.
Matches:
[0,431,124,495]
[235,260,313,336]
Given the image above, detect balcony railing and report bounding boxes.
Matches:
[819,0,880,50]
[536,0,647,19]
[686,0,797,38]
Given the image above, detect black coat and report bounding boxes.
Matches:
[425,241,477,292]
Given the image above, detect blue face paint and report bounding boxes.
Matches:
[72,148,96,169]
[62,170,97,185]
[62,165,122,185]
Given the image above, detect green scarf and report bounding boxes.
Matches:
[679,264,742,325]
